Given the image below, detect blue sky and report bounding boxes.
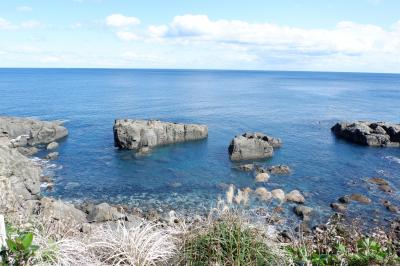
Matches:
[1,0,400,72]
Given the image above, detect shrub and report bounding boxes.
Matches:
[183,217,282,266]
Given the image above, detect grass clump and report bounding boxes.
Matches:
[183,217,282,266]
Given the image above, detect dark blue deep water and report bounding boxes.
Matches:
[1,69,399,224]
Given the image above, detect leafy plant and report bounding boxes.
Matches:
[0,225,38,266]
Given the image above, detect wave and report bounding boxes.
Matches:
[385,156,400,164]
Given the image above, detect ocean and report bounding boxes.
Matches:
[1,68,399,225]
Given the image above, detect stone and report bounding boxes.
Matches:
[331,203,347,213]
[350,194,371,204]
[45,152,59,160]
[255,172,270,183]
[255,187,272,201]
[383,200,399,213]
[294,205,313,218]
[331,121,400,147]
[267,165,291,175]
[338,195,350,204]
[379,184,394,193]
[40,197,87,226]
[16,146,39,156]
[286,190,305,203]
[271,189,285,202]
[46,142,59,150]
[0,116,68,146]
[368,177,389,185]
[228,132,281,161]
[235,164,254,171]
[113,119,208,150]
[86,203,125,222]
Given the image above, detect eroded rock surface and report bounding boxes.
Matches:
[228,132,282,161]
[331,121,400,147]
[113,119,208,151]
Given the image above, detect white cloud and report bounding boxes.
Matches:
[150,14,400,56]
[106,14,140,28]
[0,17,12,29]
[20,20,41,29]
[16,6,32,12]
[116,31,139,41]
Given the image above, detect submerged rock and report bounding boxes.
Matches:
[255,172,270,183]
[255,187,272,201]
[383,200,399,213]
[271,189,285,203]
[267,165,291,175]
[113,119,208,150]
[45,152,59,160]
[46,141,59,150]
[294,205,313,219]
[286,190,305,204]
[331,202,347,213]
[379,184,394,193]
[0,116,68,146]
[368,177,389,185]
[228,132,282,161]
[350,194,372,204]
[331,121,400,147]
[235,163,255,172]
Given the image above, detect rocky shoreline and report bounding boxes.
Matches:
[1,116,399,238]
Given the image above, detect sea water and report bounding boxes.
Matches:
[1,69,399,224]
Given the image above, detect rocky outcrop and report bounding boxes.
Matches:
[0,137,41,212]
[0,116,68,146]
[331,121,400,147]
[228,132,282,161]
[86,203,125,223]
[113,119,208,151]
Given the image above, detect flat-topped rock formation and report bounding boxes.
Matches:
[331,121,400,147]
[0,116,68,146]
[228,132,282,161]
[113,119,208,151]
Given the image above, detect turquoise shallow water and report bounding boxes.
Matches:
[0,69,399,224]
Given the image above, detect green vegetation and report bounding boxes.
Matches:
[183,218,284,266]
[0,225,38,266]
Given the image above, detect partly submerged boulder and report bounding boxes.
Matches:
[331,121,400,147]
[113,119,208,151]
[228,132,282,161]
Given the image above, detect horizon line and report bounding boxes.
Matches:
[0,67,399,75]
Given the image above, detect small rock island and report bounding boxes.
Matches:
[228,132,282,161]
[113,119,208,152]
[331,121,400,147]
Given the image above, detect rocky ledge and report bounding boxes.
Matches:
[228,132,282,161]
[331,121,400,147]
[113,119,208,151]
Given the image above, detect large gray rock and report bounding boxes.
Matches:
[331,121,400,147]
[0,116,68,146]
[86,203,125,222]
[113,119,208,150]
[228,132,282,161]
[40,197,87,225]
[0,138,41,212]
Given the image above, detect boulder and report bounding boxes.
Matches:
[294,205,313,218]
[267,165,291,175]
[46,142,59,150]
[338,195,350,204]
[86,203,125,222]
[17,146,39,156]
[45,152,59,160]
[255,187,272,201]
[228,132,281,161]
[350,194,371,204]
[0,116,68,146]
[235,164,254,172]
[286,190,305,203]
[331,203,347,213]
[40,197,87,226]
[113,119,208,150]
[255,172,270,183]
[331,121,400,147]
[271,189,285,202]
[383,200,398,213]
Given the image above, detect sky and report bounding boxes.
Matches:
[1,0,400,72]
